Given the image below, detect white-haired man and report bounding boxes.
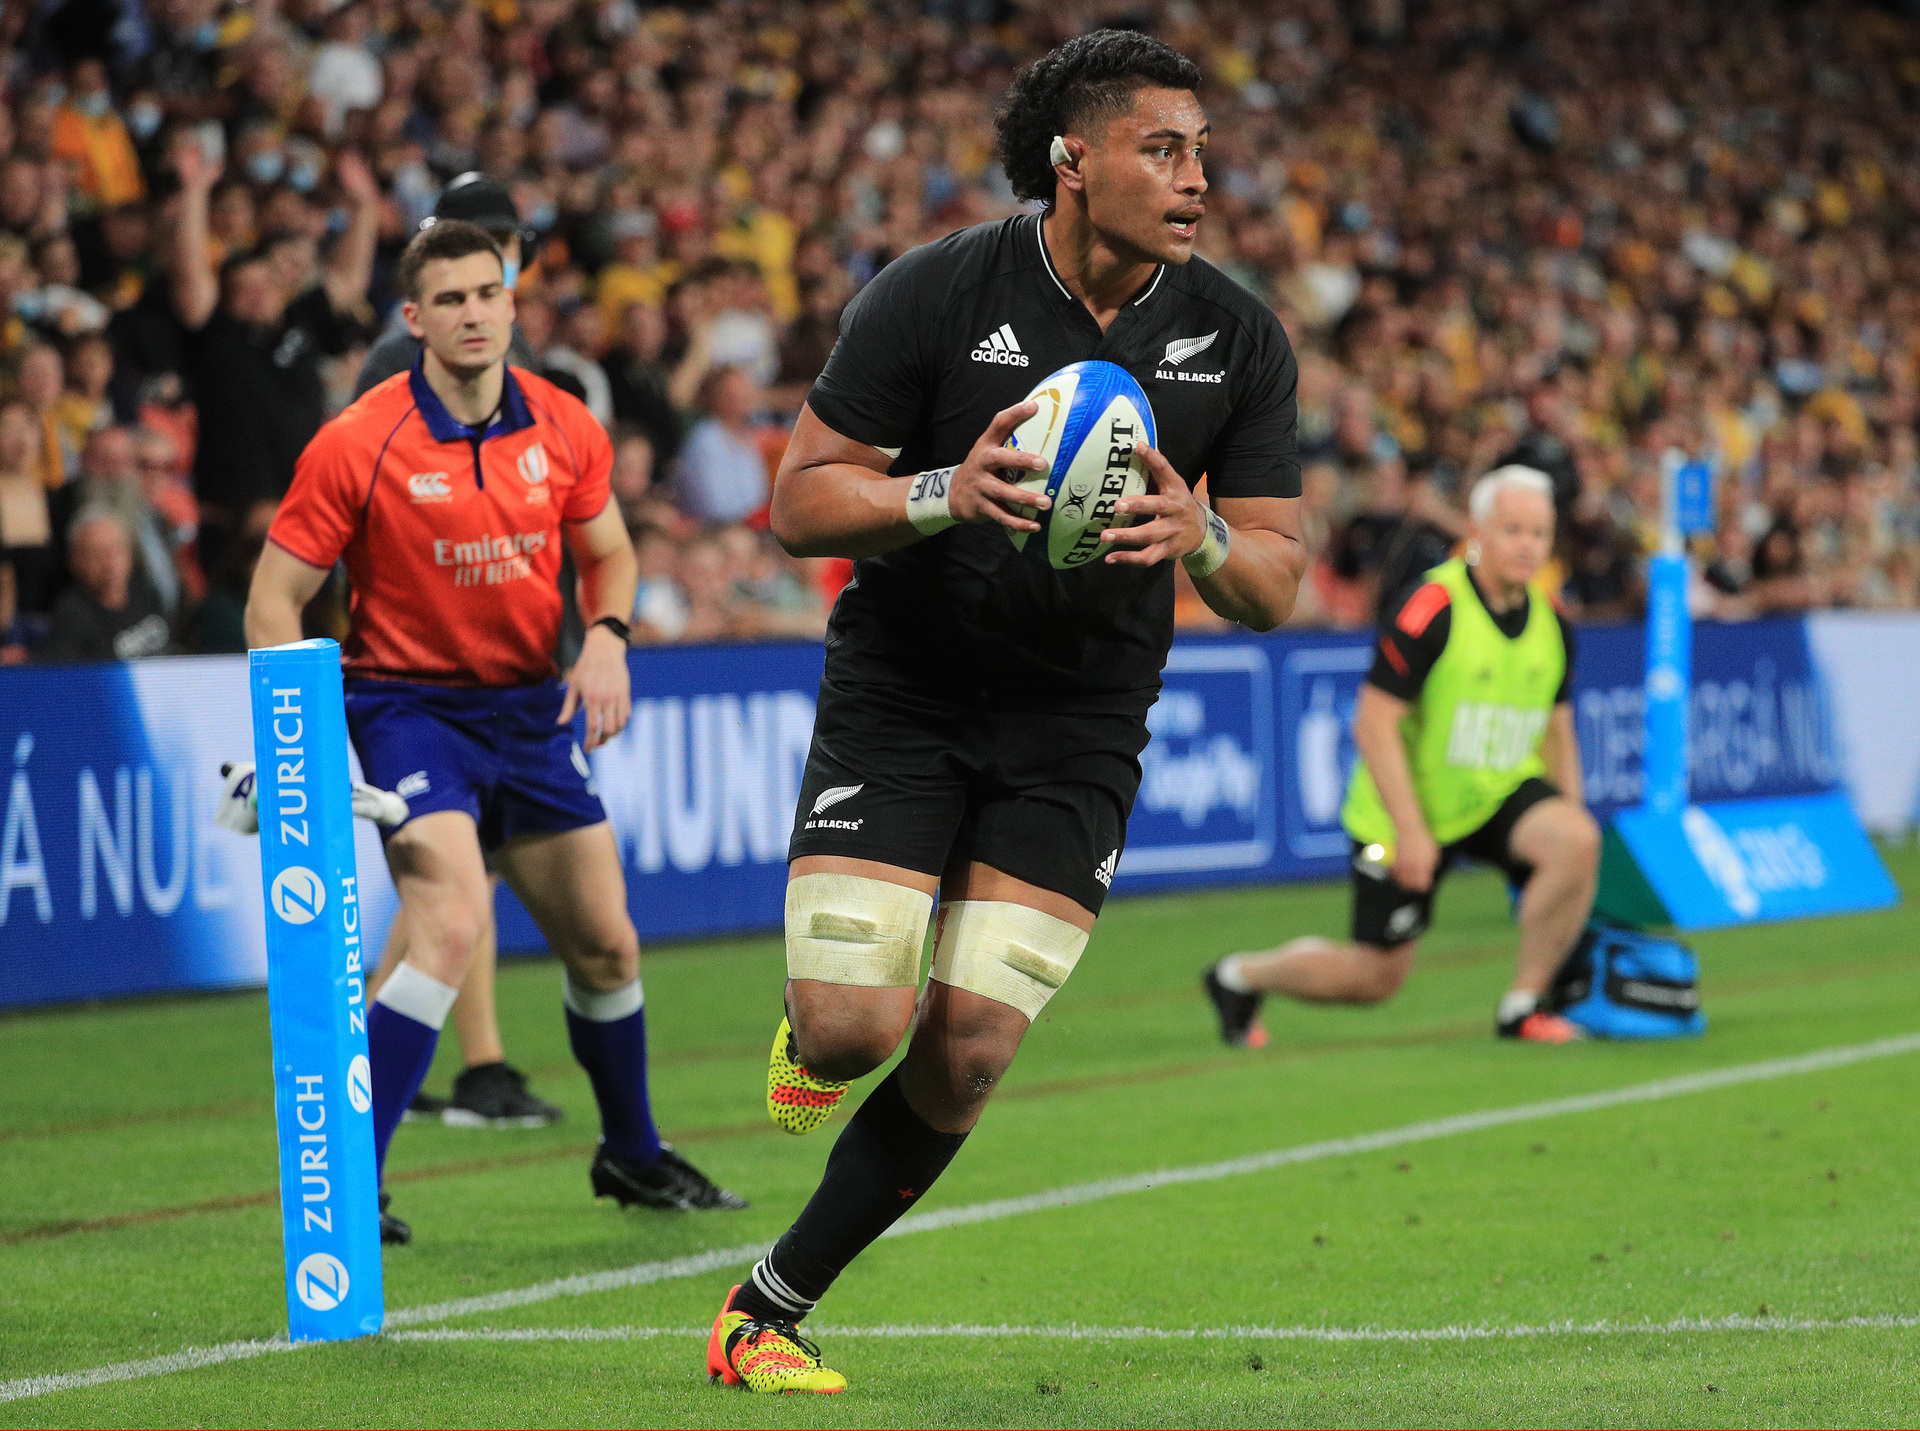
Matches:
[1205,465,1599,1045]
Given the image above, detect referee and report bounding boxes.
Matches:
[704,31,1307,1393]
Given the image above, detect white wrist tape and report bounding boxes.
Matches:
[785,873,933,987]
[904,466,957,536]
[1182,506,1232,578]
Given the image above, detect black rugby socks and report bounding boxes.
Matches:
[734,1069,969,1322]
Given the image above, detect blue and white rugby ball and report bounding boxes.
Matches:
[1006,360,1157,570]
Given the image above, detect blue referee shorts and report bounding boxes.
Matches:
[343,678,605,851]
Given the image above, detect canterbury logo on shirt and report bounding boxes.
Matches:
[408,471,451,502]
[1444,701,1548,771]
[970,323,1029,366]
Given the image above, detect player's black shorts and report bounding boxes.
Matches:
[788,676,1152,915]
[1350,776,1562,948]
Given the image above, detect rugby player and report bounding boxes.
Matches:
[1203,466,1599,1047]
[703,31,1306,1393]
[246,220,743,1245]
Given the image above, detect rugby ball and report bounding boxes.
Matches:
[1006,360,1157,570]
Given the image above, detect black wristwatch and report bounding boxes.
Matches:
[591,615,631,643]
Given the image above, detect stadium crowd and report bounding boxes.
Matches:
[2,0,1919,663]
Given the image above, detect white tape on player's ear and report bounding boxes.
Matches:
[1049,135,1072,167]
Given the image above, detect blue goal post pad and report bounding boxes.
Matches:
[249,639,384,1342]
[1608,790,1899,931]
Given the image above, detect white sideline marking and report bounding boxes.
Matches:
[6,1030,1918,1405]
[391,1030,1920,1328]
[0,1339,298,1404]
[389,1313,1920,1345]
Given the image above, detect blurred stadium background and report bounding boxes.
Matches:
[5,0,1920,1423]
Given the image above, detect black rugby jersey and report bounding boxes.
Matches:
[807,212,1299,706]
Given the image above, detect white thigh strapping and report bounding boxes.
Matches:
[928,900,1089,1021]
[784,873,933,988]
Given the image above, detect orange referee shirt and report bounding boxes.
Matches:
[269,360,612,687]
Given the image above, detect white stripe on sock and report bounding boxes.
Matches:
[1215,955,1253,994]
[374,963,459,1029]
[563,975,643,1023]
[751,1260,816,1316]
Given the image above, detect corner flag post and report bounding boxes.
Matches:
[1641,451,1700,817]
[249,638,384,1342]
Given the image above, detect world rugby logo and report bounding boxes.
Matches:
[295,1252,350,1311]
[517,443,549,485]
[270,866,327,925]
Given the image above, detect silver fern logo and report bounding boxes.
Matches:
[811,784,864,816]
[1162,332,1218,367]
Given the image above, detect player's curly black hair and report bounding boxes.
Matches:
[995,30,1202,206]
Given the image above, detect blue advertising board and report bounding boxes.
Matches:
[0,617,1859,1007]
[1612,792,1898,928]
[0,657,399,1008]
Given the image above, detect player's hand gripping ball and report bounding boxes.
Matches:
[1004,361,1156,569]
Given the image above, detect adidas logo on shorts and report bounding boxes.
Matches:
[970,323,1029,367]
[1094,849,1119,888]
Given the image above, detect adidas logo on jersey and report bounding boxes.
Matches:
[1094,848,1119,888]
[408,471,452,502]
[970,323,1029,367]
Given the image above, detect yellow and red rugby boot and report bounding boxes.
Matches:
[766,1015,850,1135]
[707,1284,847,1394]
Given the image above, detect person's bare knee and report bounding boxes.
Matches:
[402,908,483,985]
[1353,944,1415,1003]
[1515,800,1601,880]
[787,978,915,1081]
[561,919,640,992]
[899,982,1028,1132]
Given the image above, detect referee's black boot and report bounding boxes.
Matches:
[591,1142,748,1212]
[379,1189,412,1246]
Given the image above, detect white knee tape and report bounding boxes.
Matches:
[929,900,1089,1022]
[785,873,932,988]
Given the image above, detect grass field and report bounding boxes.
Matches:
[5,847,1920,1428]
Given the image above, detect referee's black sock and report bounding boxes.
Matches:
[732,1069,968,1323]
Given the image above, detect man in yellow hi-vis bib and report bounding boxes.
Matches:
[1206,467,1600,1045]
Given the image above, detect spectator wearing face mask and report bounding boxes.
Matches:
[49,59,145,210]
